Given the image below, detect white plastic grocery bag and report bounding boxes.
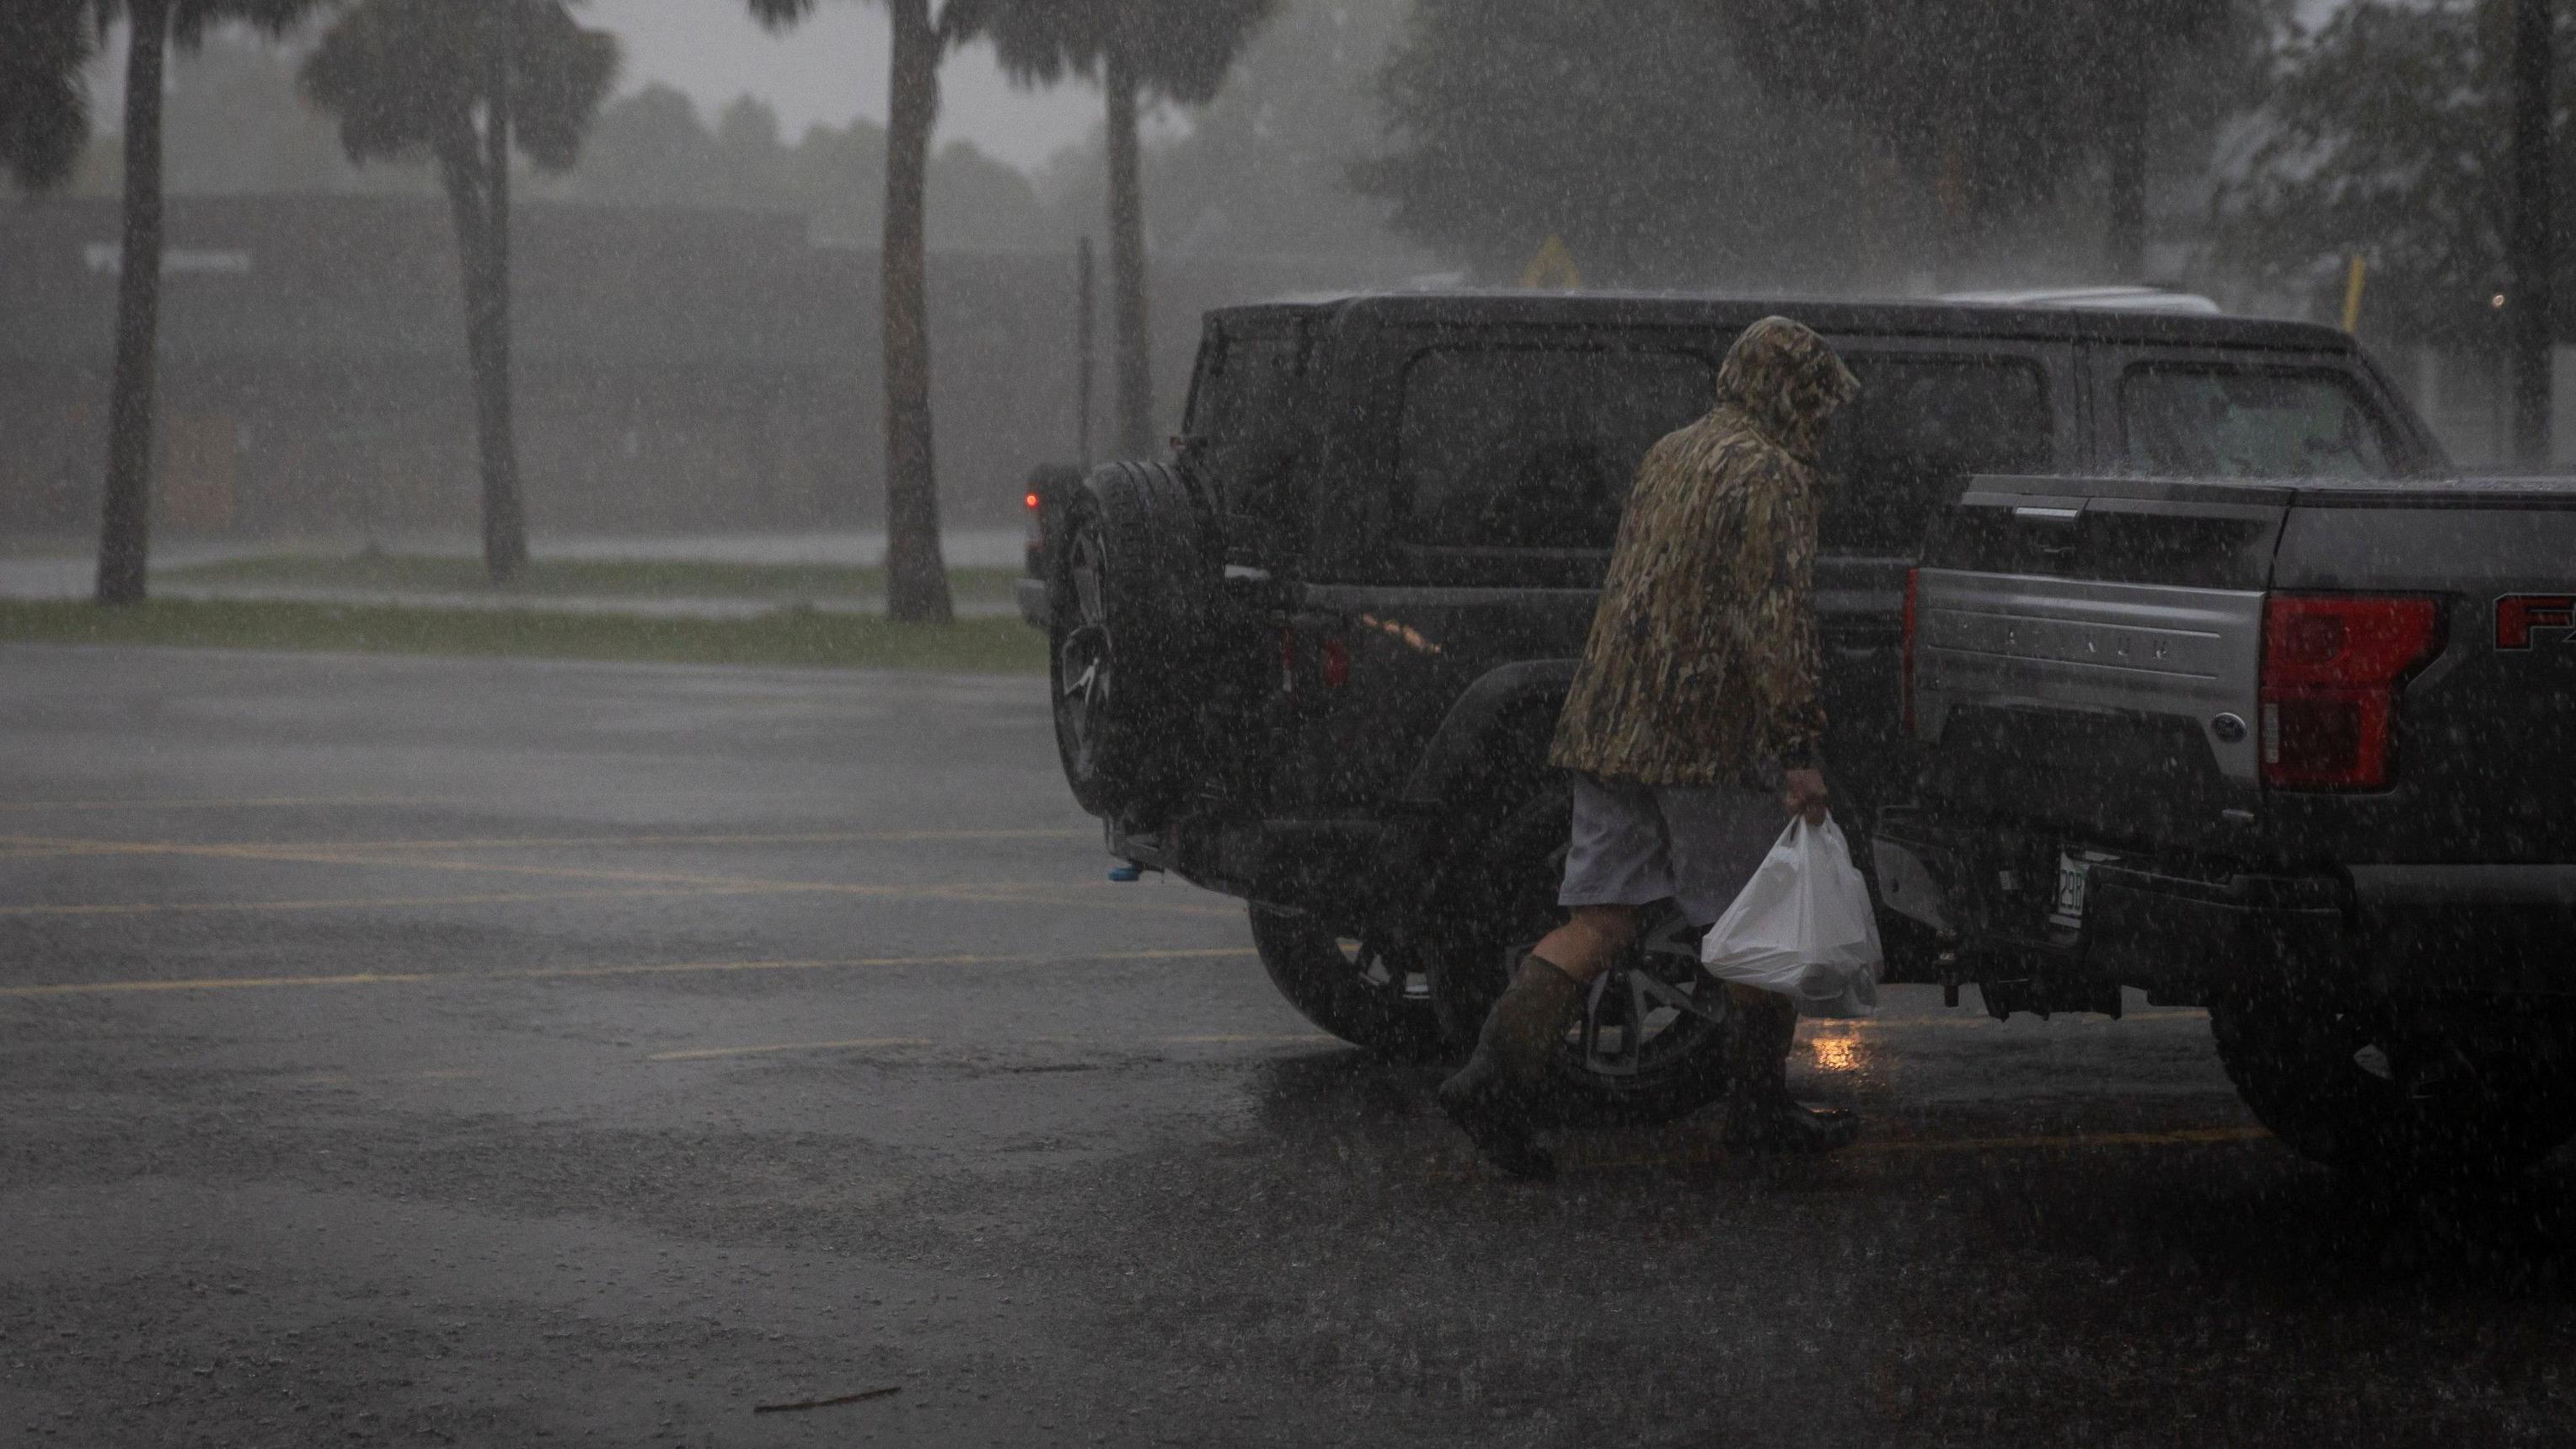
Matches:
[1699,817,1882,1019]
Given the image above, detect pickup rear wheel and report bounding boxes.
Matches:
[1247,907,1446,1060]
[2209,983,2576,1180]
[1426,785,1736,1126]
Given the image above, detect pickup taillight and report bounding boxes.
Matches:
[2258,593,2439,791]
[1900,567,1920,736]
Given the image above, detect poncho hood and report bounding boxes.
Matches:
[1713,315,1861,462]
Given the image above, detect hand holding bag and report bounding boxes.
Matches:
[1699,817,1882,1018]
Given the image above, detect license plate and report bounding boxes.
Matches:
[2048,852,2093,930]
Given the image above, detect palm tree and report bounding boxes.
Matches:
[2,2,322,605]
[303,0,617,583]
[986,0,1277,460]
[750,0,1005,625]
[0,4,97,194]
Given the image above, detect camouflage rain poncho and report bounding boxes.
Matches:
[1548,316,1861,786]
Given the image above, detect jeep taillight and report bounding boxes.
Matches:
[1277,625,1349,694]
[2258,593,2439,791]
[1900,567,1920,736]
[1320,636,1352,690]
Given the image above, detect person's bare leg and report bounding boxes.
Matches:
[1531,904,1639,984]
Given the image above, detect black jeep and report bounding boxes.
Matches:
[1042,290,2441,1121]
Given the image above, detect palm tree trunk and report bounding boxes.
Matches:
[1104,42,1153,462]
[95,0,171,607]
[881,0,954,625]
[434,125,507,577]
[479,18,528,582]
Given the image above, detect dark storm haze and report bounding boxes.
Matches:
[6,3,2576,1446]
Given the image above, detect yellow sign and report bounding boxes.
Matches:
[1518,233,1583,291]
[2341,254,2368,335]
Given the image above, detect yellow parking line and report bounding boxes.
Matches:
[1800,1010,2210,1031]
[649,1037,938,1061]
[0,828,1086,858]
[1142,1033,1341,1046]
[1481,1124,2273,1179]
[0,883,1232,921]
[0,796,436,813]
[313,828,1090,851]
[0,884,761,918]
[2,833,935,888]
[1,834,1233,918]
[0,791,940,813]
[0,946,1259,998]
[1852,1125,2268,1154]
[649,1030,1343,1062]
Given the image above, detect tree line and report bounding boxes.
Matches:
[3,1,2565,617]
[4,0,1283,622]
[1357,0,2562,458]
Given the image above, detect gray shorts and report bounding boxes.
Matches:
[1558,774,1786,928]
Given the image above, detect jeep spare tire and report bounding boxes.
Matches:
[1049,462,1220,820]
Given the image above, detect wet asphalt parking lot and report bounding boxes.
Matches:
[7,642,2576,1448]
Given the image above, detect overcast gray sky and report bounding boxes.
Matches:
[87,0,1112,173]
[583,0,1105,170]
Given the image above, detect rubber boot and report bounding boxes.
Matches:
[1436,953,1582,1179]
[1721,987,1861,1154]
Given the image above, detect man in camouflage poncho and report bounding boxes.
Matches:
[1438,316,1862,1180]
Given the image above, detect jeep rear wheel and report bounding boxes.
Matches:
[1248,906,1446,1060]
[2209,981,2576,1180]
[1048,464,1218,820]
[1426,785,1736,1126]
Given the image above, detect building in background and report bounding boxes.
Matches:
[0,195,1388,541]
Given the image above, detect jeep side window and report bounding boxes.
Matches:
[2118,364,2397,480]
[1397,347,1716,551]
[1818,356,2053,557]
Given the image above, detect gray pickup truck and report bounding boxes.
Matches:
[1877,466,2576,1175]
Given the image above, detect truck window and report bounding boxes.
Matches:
[1818,355,2053,556]
[1398,347,1715,550]
[2118,363,2396,480]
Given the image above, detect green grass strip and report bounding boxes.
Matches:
[156,554,1025,603]
[0,598,1046,674]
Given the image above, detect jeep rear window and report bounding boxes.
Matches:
[2118,364,2397,480]
[1818,355,2054,555]
[1186,330,1308,527]
[1398,347,1715,550]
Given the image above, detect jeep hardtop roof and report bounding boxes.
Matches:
[1213,289,2357,353]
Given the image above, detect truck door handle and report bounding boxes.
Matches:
[2012,504,2080,556]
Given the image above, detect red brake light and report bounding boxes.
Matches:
[2258,593,2439,790]
[1321,636,1352,690]
[1899,568,1920,735]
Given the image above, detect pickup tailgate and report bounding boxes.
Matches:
[1913,475,2576,868]
[2269,480,2576,865]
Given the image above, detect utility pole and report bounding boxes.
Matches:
[2510,0,2556,469]
[2104,13,2148,286]
[1075,236,1096,472]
